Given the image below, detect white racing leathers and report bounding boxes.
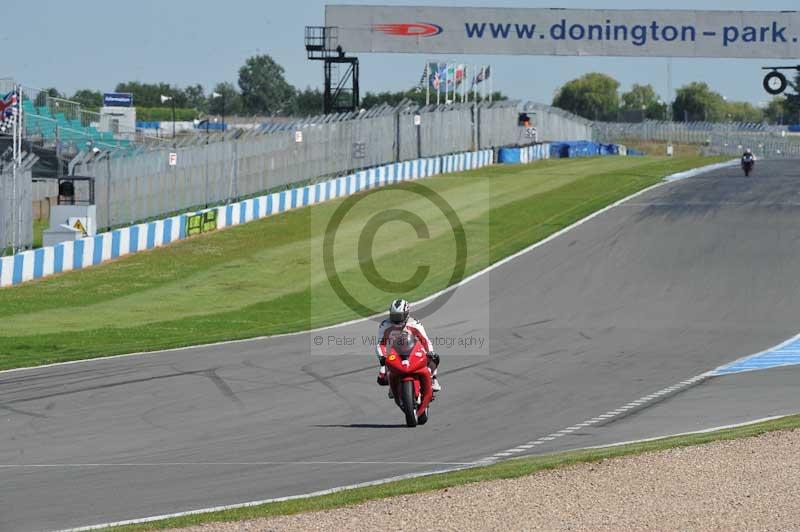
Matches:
[375,317,433,362]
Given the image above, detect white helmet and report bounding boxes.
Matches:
[745,148,753,155]
[389,299,410,324]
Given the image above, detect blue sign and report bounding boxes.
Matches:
[103,92,134,107]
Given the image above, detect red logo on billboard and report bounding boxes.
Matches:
[371,23,443,37]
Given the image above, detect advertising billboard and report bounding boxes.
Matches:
[325,6,800,58]
[103,92,134,107]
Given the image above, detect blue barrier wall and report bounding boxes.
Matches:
[498,143,552,164]
[549,141,624,158]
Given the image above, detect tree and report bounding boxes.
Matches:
[71,89,103,109]
[115,81,187,108]
[764,97,788,124]
[293,87,324,116]
[208,82,243,116]
[238,54,295,115]
[724,101,762,123]
[672,82,725,122]
[781,72,800,125]
[358,87,507,110]
[552,73,620,121]
[183,84,207,112]
[620,83,665,120]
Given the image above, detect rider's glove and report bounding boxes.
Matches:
[377,365,388,386]
[428,351,440,366]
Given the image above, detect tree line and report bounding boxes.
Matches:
[553,72,799,124]
[40,54,508,119]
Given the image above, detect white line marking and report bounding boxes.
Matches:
[55,461,478,532]
[562,414,795,454]
[1,160,734,377]
[64,412,793,532]
[0,460,478,469]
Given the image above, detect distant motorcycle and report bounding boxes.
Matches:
[742,155,755,177]
[384,335,434,427]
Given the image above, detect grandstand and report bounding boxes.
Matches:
[21,96,133,153]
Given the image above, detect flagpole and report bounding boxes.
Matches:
[473,65,478,103]
[446,63,450,104]
[489,68,493,103]
[462,67,465,103]
[436,64,440,105]
[463,66,467,103]
[426,62,430,106]
[10,84,18,253]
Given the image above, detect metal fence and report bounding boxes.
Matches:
[522,102,594,141]
[702,133,800,159]
[73,100,591,229]
[1,153,36,252]
[594,120,788,144]
[594,120,800,160]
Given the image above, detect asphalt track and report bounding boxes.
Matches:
[3,160,800,531]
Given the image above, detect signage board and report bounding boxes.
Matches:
[103,92,134,107]
[326,6,800,58]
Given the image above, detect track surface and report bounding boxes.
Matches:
[3,161,800,531]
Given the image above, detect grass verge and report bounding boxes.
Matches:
[0,155,725,369]
[104,413,800,531]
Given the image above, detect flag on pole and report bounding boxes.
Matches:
[474,65,491,85]
[446,64,456,88]
[455,64,465,86]
[0,90,19,133]
[429,62,442,90]
[417,63,429,92]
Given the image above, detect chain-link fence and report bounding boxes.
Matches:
[0,153,36,252]
[73,100,591,229]
[702,133,800,159]
[594,120,788,144]
[523,103,594,141]
[594,120,800,160]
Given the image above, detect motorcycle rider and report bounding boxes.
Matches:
[741,148,755,165]
[376,299,441,392]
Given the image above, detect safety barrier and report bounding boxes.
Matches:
[0,149,493,287]
[549,141,627,158]
[497,143,551,164]
[499,141,637,164]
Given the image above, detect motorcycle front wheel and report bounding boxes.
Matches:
[401,380,417,427]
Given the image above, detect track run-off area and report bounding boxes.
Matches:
[3,157,800,531]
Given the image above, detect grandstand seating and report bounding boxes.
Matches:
[21,98,131,150]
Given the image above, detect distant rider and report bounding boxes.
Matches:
[741,148,755,166]
[376,299,441,392]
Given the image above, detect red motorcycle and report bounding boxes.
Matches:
[384,334,434,427]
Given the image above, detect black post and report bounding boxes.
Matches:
[394,108,401,162]
[221,94,226,132]
[415,114,421,159]
[171,98,176,139]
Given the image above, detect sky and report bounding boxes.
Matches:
[3,0,799,107]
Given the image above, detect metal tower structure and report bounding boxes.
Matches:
[304,26,360,114]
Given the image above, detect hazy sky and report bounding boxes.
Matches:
[4,0,798,106]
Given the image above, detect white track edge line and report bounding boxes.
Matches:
[55,464,475,532]
[59,412,796,532]
[1,159,735,377]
